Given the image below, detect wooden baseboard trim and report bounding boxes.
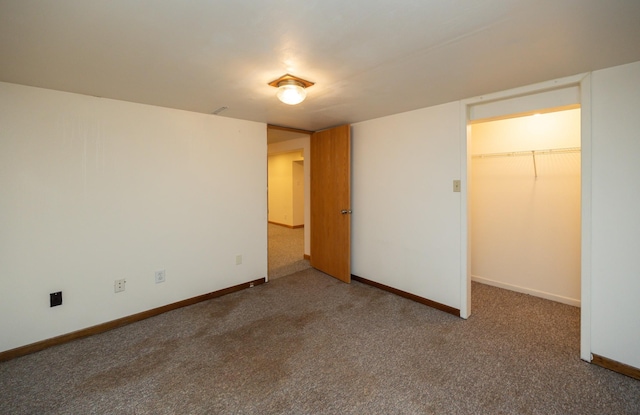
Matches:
[0,278,266,362]
[351,274,460,317]
[268,221,304,229]
[592,354,640,380]
[303,254,311,260]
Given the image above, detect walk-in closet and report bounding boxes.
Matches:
[470,108,581,306]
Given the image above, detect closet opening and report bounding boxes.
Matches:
[461,75,592,361]
[469,107,581,307]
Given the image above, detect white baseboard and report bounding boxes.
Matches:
[471,275,580,307]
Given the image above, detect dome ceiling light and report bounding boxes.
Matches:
[268,74,315,105]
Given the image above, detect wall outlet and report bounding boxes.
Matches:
[114,279,126,293]
[155,270,166,284]
[50,291,62,307]
[236,255,242,265]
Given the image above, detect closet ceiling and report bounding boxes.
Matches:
[1,1,639,131]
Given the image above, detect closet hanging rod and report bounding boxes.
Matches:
[471,147,581,159]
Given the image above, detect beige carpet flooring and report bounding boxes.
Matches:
[1,269,639,414]
[268,223,311,280]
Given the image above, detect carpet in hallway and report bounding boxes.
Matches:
[268,223,311,280]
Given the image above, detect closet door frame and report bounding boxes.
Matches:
[459,73,592,362]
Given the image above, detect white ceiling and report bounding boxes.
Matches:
[1,1,639,132]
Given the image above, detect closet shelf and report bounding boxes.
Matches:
[472,146,580,178]
[471,147,581,159]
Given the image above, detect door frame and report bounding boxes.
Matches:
[459,73,592,362]
[266,125,313,278]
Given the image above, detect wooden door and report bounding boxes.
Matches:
[310,124,351,283]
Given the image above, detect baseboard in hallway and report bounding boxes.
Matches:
[268,221,304,229]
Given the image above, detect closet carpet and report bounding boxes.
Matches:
[1,270,639,414]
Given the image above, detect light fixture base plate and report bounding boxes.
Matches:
[268,74,314,89]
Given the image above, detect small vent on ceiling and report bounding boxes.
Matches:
[211,106,229,115]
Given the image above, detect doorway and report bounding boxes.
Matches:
[266,126,312,280]
[460,74,593,361]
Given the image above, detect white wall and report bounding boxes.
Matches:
[352,102,462,309]
[470,110,581,306]
[268,137,311,256]
[0,82,267,353]
[591,61,640,368]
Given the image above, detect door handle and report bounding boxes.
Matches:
[340,209,352,214]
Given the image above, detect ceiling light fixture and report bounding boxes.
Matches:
[268,74,314,105]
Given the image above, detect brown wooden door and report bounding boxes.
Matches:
[310,124,351,283]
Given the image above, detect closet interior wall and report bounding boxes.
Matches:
[470,109,581,306]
